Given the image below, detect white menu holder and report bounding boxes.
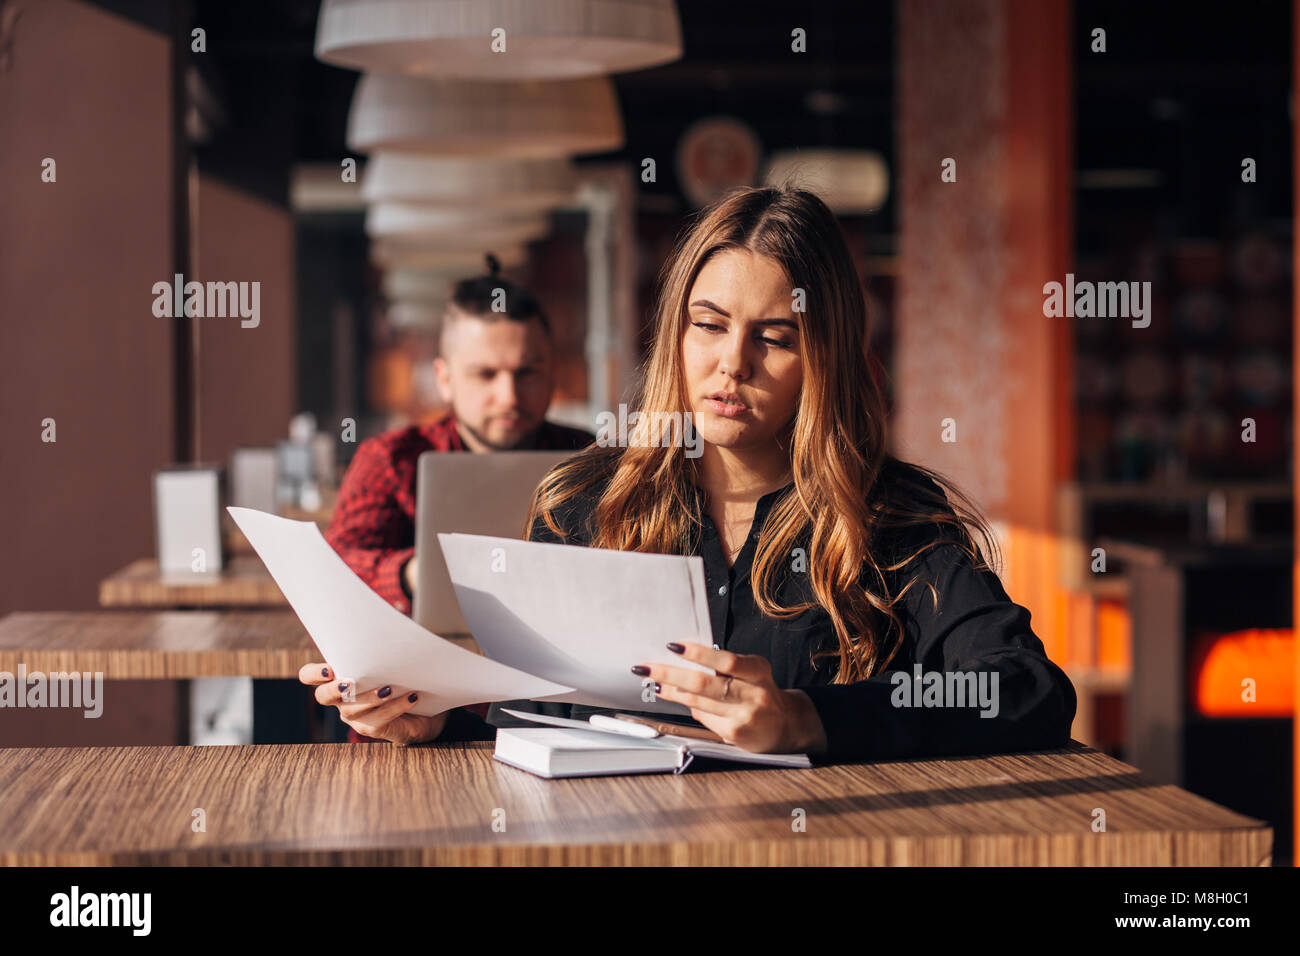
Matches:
[154,465,224,579]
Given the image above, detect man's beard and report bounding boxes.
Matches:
[459,417,540,451]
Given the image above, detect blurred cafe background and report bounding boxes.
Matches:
[0,0,1295,861]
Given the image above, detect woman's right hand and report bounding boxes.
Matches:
[299,663,448,745]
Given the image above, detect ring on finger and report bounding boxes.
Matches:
[721,675,733,701]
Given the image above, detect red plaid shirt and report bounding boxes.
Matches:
[325,411,593,740]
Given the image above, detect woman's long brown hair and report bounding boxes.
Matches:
[527,186,1001,683]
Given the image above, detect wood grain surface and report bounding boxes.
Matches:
[0,612,316,678]
[0,741,1270,866]
[99,556,287,608]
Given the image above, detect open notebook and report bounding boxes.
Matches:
[494,708,813,778]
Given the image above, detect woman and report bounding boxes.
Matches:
[302,186,1077,762]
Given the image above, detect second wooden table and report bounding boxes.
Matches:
[0,611,315,678]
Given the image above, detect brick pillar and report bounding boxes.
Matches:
[894,0,1074,660]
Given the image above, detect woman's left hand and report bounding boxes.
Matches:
[633,642,828,754]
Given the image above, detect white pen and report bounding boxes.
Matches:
[588,714,660,738]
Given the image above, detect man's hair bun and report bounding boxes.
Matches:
[444,252,551,335]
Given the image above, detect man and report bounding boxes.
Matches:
[324,263,593,739]
[327,266,593,613]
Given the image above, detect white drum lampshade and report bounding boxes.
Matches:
[361,153,577,211]
[386,299,444,331]
[364,204,551,248]
[763,149,891,214]
[316,0,682,79]
[382,269,456,304]
[346,72,624,157]
[369,240,528,272]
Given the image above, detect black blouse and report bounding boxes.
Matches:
[466,455,1077,764]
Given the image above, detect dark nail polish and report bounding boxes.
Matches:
[654,682,662,694]
[321,666,331,678]
[407,693,418,703]
[630,665,650,676]
[337,681,349,693]
[378,686,392,699]
[666,642,685,653]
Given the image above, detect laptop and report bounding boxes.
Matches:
[413,449,577,636]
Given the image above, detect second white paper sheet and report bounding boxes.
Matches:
[228,508,573,716]
[438,533,716,715]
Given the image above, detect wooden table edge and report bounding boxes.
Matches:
[0,649,318,680]
[0,826,1271,867]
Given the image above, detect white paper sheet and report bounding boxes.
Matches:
[438,533,716,716]
[228,508,573,716]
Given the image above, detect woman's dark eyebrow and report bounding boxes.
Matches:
[689,298,732,316]
[689,300,798,329]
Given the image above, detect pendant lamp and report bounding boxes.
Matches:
[763,149,891,214]
[346,72,623,157]
[316,0,681,79]
[361,153,576,211]
[370,241,528,271]
[364,204,551,247]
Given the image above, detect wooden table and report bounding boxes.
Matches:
[0,611,315,678]
[0,740,1270,866]
[0,611,320,747]
[99,556,287,608]
[94,558,311,742]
